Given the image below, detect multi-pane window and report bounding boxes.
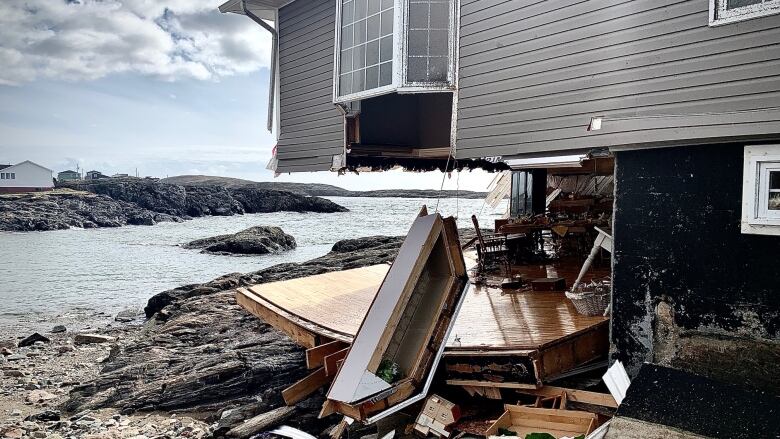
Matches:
[406,0,450,83]
[710,0,780,25]
[339,0,395,97]
[741,145,780,235]
[335,0,455,101]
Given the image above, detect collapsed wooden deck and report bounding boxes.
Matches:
[236,262,608,389]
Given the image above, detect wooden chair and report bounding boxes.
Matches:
[471,215,510,275]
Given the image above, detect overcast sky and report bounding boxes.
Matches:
[0,0,495,191]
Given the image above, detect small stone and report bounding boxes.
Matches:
[58,345,74,354]
[73,334,116,345]
[4,369,26,377]
[0,347,13,356]
[32,432,47,439]
[6,354,26,361]
[51,325,67,333]
[25,410,60,422]
[18,333,50,348]
[10,409,22,416]
[21,421,39,431]
[2,427,23,438]
[24,382,40,390]
[25,389,57,403]
[114,309,138,323]
[70,410,91,421]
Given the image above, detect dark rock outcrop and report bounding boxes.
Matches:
[65,235,406,433]
[0,191,181,232]
[184,226,297,255]
[62,178,187,216]
[1,179,348,232]
[61,177,348,218]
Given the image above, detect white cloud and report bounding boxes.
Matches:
[0,0,271,85]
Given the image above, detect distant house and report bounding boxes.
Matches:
[57,170,81,181]
[0,161,54,193]
[85,170,108,180]
[111,173,129,178]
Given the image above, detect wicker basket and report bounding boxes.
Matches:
[566,282,611,317]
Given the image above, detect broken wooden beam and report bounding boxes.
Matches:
[515,385,617,409]
[282,367,331,406]
[306,340,349,370]
[446,379,539,390]
[226,405,296,438]
[323,348,349,377]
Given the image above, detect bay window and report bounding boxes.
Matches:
[334,0,455,103]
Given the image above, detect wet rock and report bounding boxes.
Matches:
[183,226,297,255]
[74,334,116,345]
[18,333,49,347]
[51,325,67,334]
[114,310,139,323]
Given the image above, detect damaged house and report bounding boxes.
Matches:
[219,0,780,436]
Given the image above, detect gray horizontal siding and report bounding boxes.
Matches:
[277,0,343,173]
[456,0,780,159]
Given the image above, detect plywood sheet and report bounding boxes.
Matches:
[247,264,388,338]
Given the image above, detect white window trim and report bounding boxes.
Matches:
[332,0,457,103]
[709,0,780,26]
[741,144,780,235]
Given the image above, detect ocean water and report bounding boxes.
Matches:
[0,197,505,334]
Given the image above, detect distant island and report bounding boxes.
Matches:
[0,175,490,232]
[160,175,489,199]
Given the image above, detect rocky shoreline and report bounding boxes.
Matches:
[0,179,347,232]
[0,234,408,439]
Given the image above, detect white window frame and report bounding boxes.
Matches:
[741,144,780,235]
[709,0,780,26]
[332,0,457,104]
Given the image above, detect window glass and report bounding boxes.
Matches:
[769,170,780,210]
[406,0,451,83]
[1,173,5,180]
[10,173,14,179]
[339,0,394,97]
[727,0,764,8]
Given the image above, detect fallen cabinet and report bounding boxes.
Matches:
[322,210,469,423]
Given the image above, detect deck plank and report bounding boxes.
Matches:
[243,261,607,353]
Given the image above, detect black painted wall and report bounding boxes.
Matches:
[612,144,780,391]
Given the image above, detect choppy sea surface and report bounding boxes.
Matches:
[0,196,505,335]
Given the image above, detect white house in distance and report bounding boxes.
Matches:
[0,161,54,194]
